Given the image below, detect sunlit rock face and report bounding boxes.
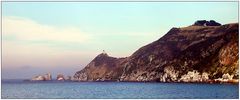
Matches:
[31,75,45,81]
[57,74,65,81]
[74,21,238,82]
[179,70,209,82]
[31,73,52,81]
[44,73,52,81]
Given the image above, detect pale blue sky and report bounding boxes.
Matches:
[2,2,238,79]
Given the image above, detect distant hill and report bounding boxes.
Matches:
[73,21,239,83]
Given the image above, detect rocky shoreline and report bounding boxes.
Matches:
[29,21,239,85]
[73,21,239,83]
[29,72,239,84]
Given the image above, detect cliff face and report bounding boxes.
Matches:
[74,53,127,81]
[73,22,239,82]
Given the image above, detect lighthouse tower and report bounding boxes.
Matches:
[102,50,106,54]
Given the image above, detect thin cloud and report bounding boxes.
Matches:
[2,16,96,70]
[3,16,91,44]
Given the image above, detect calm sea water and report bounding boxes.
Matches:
[1,79,239,99]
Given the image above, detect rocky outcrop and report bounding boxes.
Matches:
[44,73,52,81]
[74,21,239,83]
[179,70,209,82]
[57,74,65,81]
[66,76,72,81]
[74,53,127,81]
[31,73,52,81]
[31,75,45,81]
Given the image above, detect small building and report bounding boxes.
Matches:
[193,20,221,26]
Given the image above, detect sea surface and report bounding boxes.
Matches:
[1,79,239,99]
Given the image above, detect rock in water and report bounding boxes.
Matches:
[66,76,72,81]
[31,73,52,81]
[74,21,238,82]
[31,75,46,81]
[44,73,52,81]
[57,74,65,81]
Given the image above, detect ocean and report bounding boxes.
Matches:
[1,79,239,99]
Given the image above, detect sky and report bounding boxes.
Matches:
[1,2,238,79]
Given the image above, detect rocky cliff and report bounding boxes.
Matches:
[73,53,127,81]
[74,21,239,82]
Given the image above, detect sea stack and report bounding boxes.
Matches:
[31,73,52,81]
[44,73,52,81]
[31,75,45,81]
[66,76,72,81]
[57,74,65,81]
